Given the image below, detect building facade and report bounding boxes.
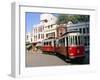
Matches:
[40,13,58,39]
[26,32,32,43]
[32,24,44,43]
[32,13,57,43]
[56,24,67,38]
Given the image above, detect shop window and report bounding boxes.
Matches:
[51,25,53,28]
[27,35,28,39]
[31,38,32,42]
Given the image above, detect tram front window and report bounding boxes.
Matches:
[67,34,84,46]
[75,36,78,45]
[78,36,80,45]
[68,36,70,46]
[69,36,76,45]
[68,36,73,46]
[75,35,84,46]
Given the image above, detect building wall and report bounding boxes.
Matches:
[26,32,32,43]
[56,24,67,38]
[32,24,44,43]
[32,14,58,42]
[40,13,57,27]
[44,24,58,39]
[40,14,58,39]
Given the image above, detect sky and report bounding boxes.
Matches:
[25,12,58,33]
[26,12,41,33]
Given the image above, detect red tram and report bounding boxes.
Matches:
[55,31,85,60]
[42,31,85,60]
[42,38,56,53]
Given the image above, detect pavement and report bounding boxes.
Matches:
[26,49,69,67]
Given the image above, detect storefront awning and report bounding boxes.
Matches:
[36,42,42,47]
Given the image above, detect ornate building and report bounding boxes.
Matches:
[40,13,58,39]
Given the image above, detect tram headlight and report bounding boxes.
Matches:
[77,50,80,53]
[70,53,74,56]
[70,48,72,50]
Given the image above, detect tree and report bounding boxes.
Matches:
[56,14,89,24]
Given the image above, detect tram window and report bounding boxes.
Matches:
[60,39,62,44]
[78,36,80,45]
[49,42,51,45]
[70,37,72,45]
[59,38,65,46]
[54,40,56,46]
[77,36,78,45]
[62,38,65,46]
[71,36,74,45]
[73,36,75,45]
[80,36,82,44]
[61,39,63,45]
[44,42,45,45]
[72,36,74,45]
[46,42,48,45]
[58,39,61,46]
[68,36,70,45]
[45,42,47,45]
[75,36,77,45]
[70,36,72,45]
[68,36,69,45]
[60,39,61,44]
[71,36,73,45]
[69,36,71,45]
[66,37,68,45]
[58,40,60,46]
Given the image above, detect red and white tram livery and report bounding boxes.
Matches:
[42,38,56,53]
[42,31,85,60]
[56,31,85,59]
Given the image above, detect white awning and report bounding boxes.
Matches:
[36,42,42,47]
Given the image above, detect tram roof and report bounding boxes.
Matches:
[42,38,57,42]
[61,31,80,36]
